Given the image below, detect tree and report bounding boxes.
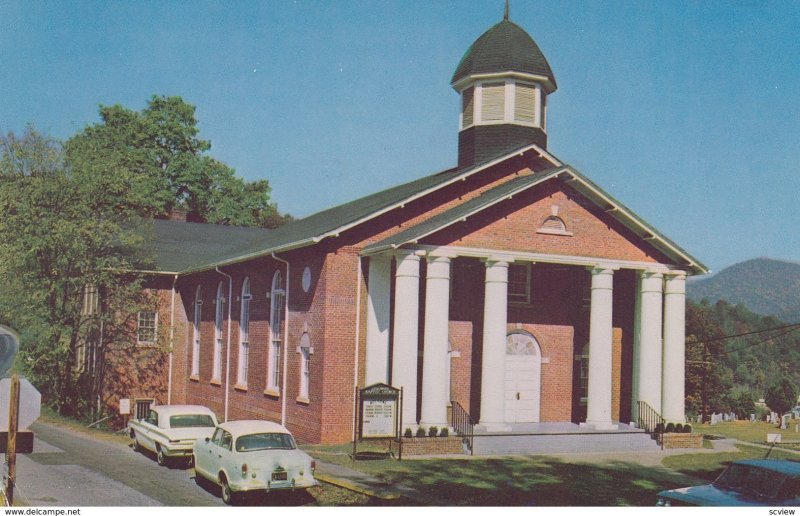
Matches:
[765,377,798,422]
[685,301,730,421]
[66,95,290,227]
[0,127,151,418]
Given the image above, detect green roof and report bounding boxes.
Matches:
[363,167,568,254]
[451,19,556,90]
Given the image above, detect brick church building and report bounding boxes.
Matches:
[114,11,707,445]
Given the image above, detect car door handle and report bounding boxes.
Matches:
[218,454,222,458]
[516,392,520,400]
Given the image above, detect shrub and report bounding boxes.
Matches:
[403,428,413,438]
[655,422,665,434]
[428,426,438,437]
[683,423,693,433]
[440,427,449,437]
[674,423,684,433]
[665,422,675,433]
[415,427,426,438]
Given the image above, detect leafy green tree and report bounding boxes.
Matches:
[0,128,151,417]
[765,377,798,421]
[66,95,290,227]
[685,301,730,421]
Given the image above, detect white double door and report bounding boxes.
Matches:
[503,332,541,424]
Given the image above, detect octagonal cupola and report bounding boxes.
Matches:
[452,8,557,166]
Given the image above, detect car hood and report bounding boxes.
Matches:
[659,484,775,507]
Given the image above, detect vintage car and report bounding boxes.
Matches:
[193,420,318,504]
[657,459,800,506]
[128,404,218,466]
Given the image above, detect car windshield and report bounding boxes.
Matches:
[169,414,216,428]
[713,464,787,500]
[235,432,296,452]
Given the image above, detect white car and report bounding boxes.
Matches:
[193,420,318,504]
[128,405,218,466]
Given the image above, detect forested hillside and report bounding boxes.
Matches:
[685,298,800,420]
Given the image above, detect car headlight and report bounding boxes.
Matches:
[656,497,671,507]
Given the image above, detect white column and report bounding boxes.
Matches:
[637,271,663,415]
[662,272,686,423]
[479,259,510,431]
[584,267,616,430]
[420,255,451,428]
[365,255,392,385]
[630,273,642,424]
[391,251,421,427]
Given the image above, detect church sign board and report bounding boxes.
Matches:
[358,383,400,440]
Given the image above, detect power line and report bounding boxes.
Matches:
[689,322,800,346]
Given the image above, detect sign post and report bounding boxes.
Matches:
[6,374,19,505]
[352,383,401,460]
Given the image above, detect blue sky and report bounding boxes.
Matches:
[2,0,798,273]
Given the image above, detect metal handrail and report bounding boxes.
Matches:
[451,400,474,455]
[637,400,665,450]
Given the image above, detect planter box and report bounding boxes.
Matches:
[658,432,704,449]
[390,436,465,456]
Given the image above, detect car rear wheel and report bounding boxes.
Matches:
[132,433,141,452]
[220,475,236,505]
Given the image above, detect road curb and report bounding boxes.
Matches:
[314,472,400,500]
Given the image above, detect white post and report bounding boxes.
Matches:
[392,251,421,428]
[662,272,686,423]
[638,271,664,415]
[365,255,392,385]
[479,259,510,431]
[630,273,642,424]
[420,255,452,429]
[584,267,616,430]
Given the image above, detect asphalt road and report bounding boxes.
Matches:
[14,421,334,506]
[15,421,223,506]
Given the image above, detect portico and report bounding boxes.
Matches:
[363,241,689,433]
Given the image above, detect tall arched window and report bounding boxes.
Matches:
[237,277,251,388]
[268,270,285,393]
[191,286,202,377]
[213,281,225,382]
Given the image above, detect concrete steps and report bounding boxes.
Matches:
[470,429,659,455]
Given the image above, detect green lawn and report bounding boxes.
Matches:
[305,443,694,506]
[305,438,800,506]
[693,420,800,449]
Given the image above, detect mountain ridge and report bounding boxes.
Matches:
[687,257,800,323]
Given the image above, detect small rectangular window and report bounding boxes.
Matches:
[481,82,505,121]
[508,264,531,304]
[137,311,157,345]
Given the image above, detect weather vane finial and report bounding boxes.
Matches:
[504,0,510,20]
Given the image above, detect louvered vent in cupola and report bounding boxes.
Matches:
[462,86,474,127]
[514,83,537,124]
[481,82,505,121]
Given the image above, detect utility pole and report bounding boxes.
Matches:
[5,374,19,505]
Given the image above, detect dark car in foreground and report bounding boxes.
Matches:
[657,459,800,506]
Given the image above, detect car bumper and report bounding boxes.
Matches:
[231,475,319,493]
[162,444,195,457]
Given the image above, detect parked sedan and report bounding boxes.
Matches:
[193,420,318,504]
[129,404,218,466]
[657,459,800,506]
